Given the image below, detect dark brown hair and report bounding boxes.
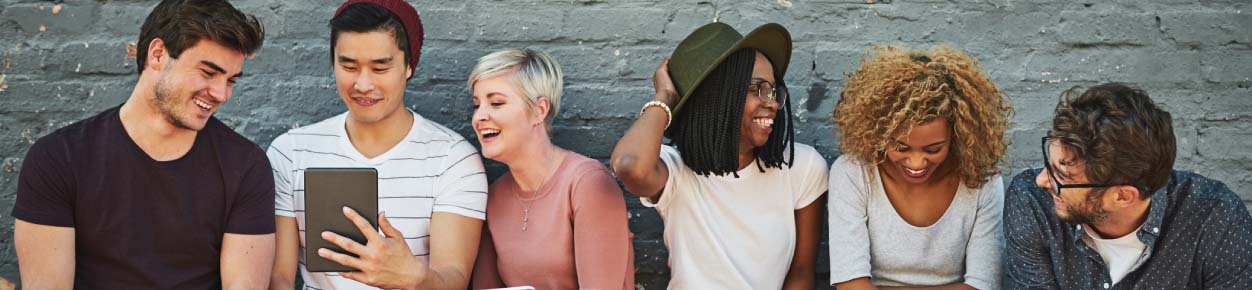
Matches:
[136,0,265,74]
[1050,83,1176,198]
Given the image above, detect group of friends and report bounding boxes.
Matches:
[11,0,1252,289]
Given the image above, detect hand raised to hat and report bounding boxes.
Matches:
[652,56,679,108]
[319,207,427,289]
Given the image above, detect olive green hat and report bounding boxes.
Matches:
[667,22,792,114]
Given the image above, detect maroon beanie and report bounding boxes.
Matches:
[333,0,424,75]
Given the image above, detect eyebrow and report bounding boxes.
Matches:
[893,139,948,148]
[1051,159,1075,180]
[200,60,243,79]
[337,55,394,65]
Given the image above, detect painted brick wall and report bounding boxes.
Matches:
[1,0,1249,289]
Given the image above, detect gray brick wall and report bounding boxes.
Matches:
[1,0,1249,289]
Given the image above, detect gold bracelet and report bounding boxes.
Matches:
[640,100,672,129]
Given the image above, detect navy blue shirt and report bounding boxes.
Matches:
[12,107,276,289]
[1004,168,1252,290]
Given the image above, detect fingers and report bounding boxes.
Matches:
[378,211,405,240]
[318,247,364,271]
[342,206,381,241]
[321,230,367,255]
[339,271,369,285]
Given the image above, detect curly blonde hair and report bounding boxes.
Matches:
[833,45,1012,188]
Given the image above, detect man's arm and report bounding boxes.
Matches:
[221,233,276,290]
[1199,185,1252,290]
[417,212,482,290]
[319,209,480,290]
[782,196,823,290]
[268,216,299,290]
[1003,171,1061,290]
[15,219,75,290]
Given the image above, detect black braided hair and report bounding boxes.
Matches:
[666,48,795,177]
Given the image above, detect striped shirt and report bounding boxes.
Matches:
[268,110,487,290]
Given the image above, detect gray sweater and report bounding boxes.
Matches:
[827,156,1003,290]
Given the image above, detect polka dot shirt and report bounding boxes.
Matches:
[1003,169,1252,290]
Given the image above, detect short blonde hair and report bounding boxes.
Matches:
[467,48,564,129]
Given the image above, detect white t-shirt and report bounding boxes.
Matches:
[641,144,828,290]
[268,111,488,290]
[1083,225,1148,285]
[826,155,1003,289]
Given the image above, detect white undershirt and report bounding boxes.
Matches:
[1083,225,1147,285]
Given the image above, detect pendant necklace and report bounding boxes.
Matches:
[513,148,562,231]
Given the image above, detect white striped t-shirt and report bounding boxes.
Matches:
[267,110,487,290]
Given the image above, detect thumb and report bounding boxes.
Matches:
[378,211,404,239]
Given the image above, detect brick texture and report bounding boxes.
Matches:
[1,0,1249,289]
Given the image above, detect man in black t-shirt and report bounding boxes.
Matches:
[11,0,273,289]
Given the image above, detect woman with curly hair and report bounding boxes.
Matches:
[827,46,1012,290]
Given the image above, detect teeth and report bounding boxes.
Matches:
[193,99,212,110]
[905,168,926,175]
[480,129,500,136]
[753,118,774,127]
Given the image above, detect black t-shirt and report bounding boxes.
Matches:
[12,106,276,289]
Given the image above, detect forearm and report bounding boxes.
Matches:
[409,265,470,290]
[781,270,815,290]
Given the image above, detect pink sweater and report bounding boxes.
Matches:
[472,151,635,290]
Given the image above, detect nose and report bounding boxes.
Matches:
[208,80,229,103]
[762,96,780,110]
[472,104,489,122]
[905,153,927,169]
[354,72,375,93]
[1035,167,1053,192]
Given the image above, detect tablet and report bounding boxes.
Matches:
[303,167,378,272]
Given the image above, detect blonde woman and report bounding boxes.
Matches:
[468,49,635,290]
[828,46,1012,290]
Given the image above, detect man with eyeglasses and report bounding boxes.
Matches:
[1003,83,1252,289]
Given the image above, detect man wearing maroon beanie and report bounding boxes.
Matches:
[266,1,487,289]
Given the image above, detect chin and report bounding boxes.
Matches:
[481,148,502,161]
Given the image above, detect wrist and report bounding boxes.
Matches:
[640,100,673,129]
[652,93,677,107]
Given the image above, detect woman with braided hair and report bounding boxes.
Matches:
[611,22,827,290]
[826,46,1012,290]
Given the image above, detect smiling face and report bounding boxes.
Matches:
[471,73,546,162]
[333,30,413,125]
[1036,140,1111,224]
[738,52,781,151]
[882,119,952,184]
[151,38,246,131]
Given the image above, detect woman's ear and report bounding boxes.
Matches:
[533,96,550,126]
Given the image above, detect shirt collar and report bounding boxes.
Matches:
[1069,183,1171,246]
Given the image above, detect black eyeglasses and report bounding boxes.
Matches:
[1041,136,1119,189]
[748,80,784,104]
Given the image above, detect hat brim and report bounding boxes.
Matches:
[670,23,792,115]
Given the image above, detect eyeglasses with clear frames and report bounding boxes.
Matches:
[748,80,783,104]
